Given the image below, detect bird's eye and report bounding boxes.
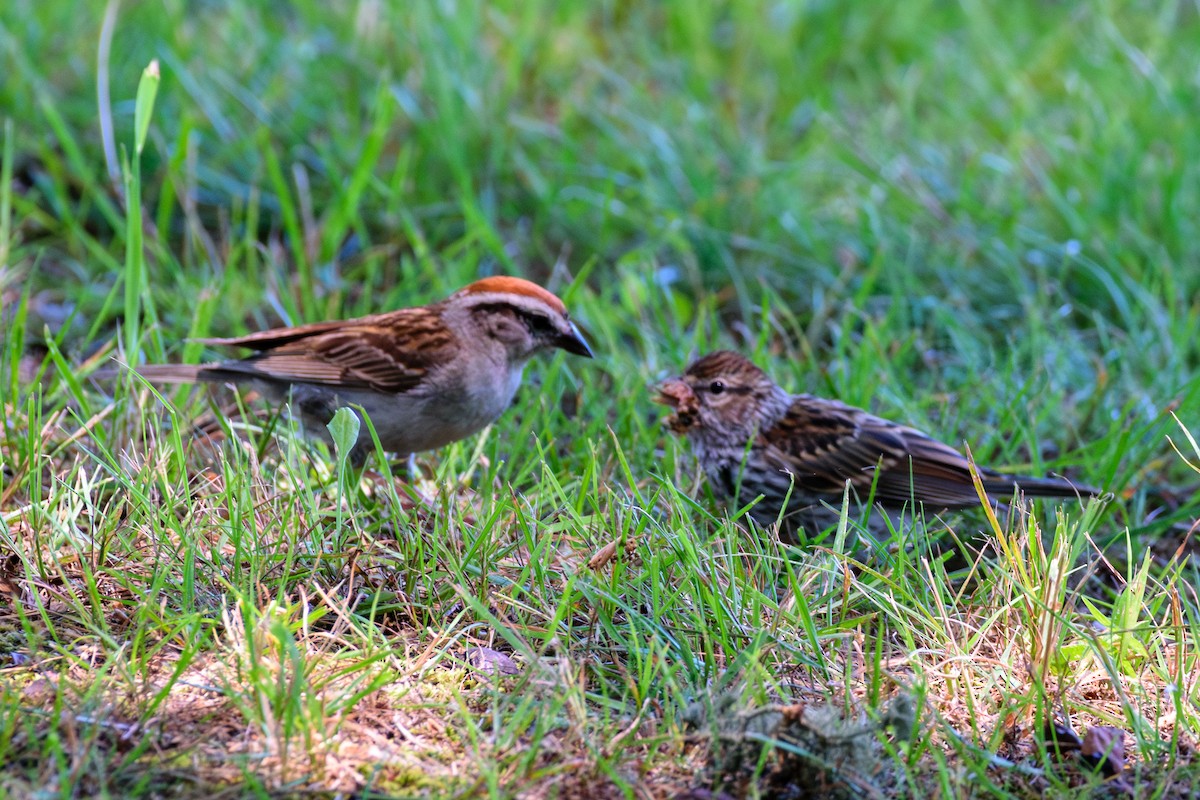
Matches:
[526,314,555,334]
[709,380,725,395]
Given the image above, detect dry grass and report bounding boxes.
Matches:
[5,1,1200,796]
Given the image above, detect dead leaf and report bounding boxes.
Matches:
[588,540,618,569]
[1081,726,1126,777]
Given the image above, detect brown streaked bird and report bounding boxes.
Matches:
[125,277,593,464]
[655,350,1098,542]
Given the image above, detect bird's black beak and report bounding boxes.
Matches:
[557,321,594,358]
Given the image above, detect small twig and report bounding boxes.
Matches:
[604,697,651,756]
[943,727,1045,778]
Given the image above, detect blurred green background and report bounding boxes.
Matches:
[2,0,1197,505]
[3,3,1200,795]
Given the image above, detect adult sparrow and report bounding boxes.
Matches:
[655,350,1098,542]
[127,276,593,464]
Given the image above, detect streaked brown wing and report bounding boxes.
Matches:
[759,395,984,507]
[200,318,361,350]
[868,427,988,507]
[203,308,457,394]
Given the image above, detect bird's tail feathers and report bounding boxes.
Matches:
[123,363,210,384]
[983,473,1099,501]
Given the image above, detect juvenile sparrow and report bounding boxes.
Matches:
[128,277,593,464]
[655,351,1098,542]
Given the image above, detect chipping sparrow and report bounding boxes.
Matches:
[128,276,593,464]
[655,350,1097,542]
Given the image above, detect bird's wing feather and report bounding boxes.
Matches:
[759,395,987,507]
[199,318,367,350]
[201,308,457,393]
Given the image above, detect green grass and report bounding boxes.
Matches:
[2,0,1200,796]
